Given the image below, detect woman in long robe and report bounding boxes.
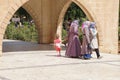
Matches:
[65,20,82,58]
[81,21,92,56]
[89,22,102,59]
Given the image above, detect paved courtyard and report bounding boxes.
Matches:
[0,40,120,80]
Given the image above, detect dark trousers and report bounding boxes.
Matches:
[95,49,100,58]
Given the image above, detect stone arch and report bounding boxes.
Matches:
[0,0,42,56]
[56,0,100,40]
[0,0,118,55]
[22,3,41,43]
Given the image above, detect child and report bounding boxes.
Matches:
[54,34,61,56]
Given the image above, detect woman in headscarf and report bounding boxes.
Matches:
[89,22,102,59]
[81,21,92,59]
[65,20,82,58]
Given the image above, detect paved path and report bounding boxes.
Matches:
[0,40,120,80]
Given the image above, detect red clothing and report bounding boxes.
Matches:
[54,39,61,51]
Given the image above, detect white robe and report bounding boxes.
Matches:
[90,27,98,49]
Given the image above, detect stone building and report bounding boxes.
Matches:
[0,0,119,56]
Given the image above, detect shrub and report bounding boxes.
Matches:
[4,22,38,43]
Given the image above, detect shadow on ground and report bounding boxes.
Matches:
[2,40,66,52]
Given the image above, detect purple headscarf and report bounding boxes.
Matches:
[90,22,96,28]
[70,20,79,32]
[70,20,79,27]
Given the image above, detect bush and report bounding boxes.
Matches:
[4,22,38,43]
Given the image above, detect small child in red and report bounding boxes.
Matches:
[54,34,61,56]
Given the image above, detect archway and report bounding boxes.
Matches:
[56,0,99,40]
[0,0,43,55]
[62,2,87,45]
[3,7,40,52]
[0,0,119,55]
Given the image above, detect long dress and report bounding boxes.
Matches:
[89,22,100,58]
[65,20,81,58]
[89,26,98,49]
[81,25,91,55]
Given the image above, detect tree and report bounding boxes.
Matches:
[64,2,86,21]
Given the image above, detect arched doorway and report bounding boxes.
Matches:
[3,7,39,52]
[0,0,30,56]
[0,0,119,55]
[62,2,87,45]
[0,0,59,55]
[56,0,99,41]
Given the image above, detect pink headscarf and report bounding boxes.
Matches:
[82,22,85,29]
[82,21,90,30]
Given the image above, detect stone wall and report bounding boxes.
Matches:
[0,0,119,56]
